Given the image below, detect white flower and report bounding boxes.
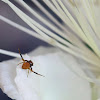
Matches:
[0,47,91,100]
[1,0,100,100]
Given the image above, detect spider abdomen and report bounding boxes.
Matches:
[22,62,30,69]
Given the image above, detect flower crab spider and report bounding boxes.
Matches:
[18,48,44,77]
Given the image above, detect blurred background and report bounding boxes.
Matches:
[0,0,53,99]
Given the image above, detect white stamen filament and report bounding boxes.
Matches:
[0,49,20,58]
[1,15,100,67]
[32,0,88,50]
[0,15,45,42]
[53,0,100,57]
[1,0,100,67]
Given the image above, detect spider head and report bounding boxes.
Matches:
[28,60,33,67]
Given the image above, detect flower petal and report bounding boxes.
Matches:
[35,52,91,100]
[0,59,22,100]
[15,55,40,100]
[0,47,92,100]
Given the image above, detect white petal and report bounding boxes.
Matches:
[15,50,91,100]
[0,47,91,100]
[0,59,22,100]
[35,52,91,100]
[28,46,59,56]
[15,55,40,100]
[0,47,58,100]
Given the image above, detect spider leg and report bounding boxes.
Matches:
[27,69,30,77]
[30,67,44,77]
[18,48,25,61]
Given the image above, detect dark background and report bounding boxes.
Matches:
[0,0,51,99]
[0,0,50,62]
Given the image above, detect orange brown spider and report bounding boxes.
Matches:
[18,48,43,77]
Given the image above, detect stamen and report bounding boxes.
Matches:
[0,49,20,58]
[1,0,100,67]
[0,15,44,42]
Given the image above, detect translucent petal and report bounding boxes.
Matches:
[35,52,91,100]
[0,59,22,100]
[0,47,91,100]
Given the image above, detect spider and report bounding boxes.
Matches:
[18,48,43,77]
